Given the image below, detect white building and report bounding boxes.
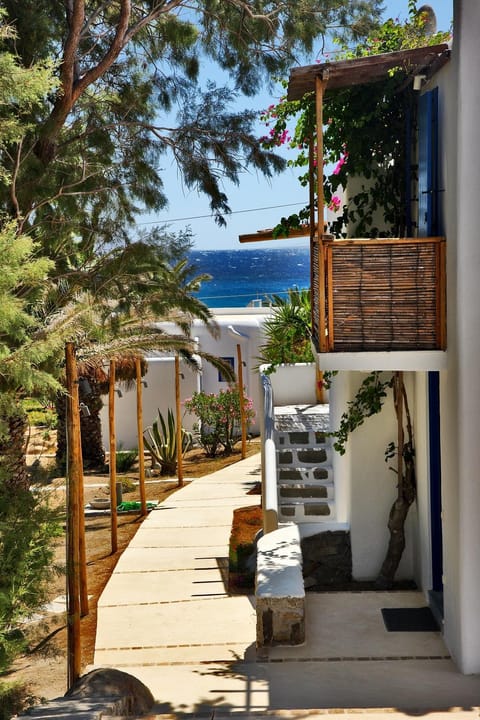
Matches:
[254,0,480,675]
[100,307,272,450]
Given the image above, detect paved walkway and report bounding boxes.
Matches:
[92,453,480,717]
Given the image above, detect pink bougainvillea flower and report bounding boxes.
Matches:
[328,195,342,212]
[332,151,349,176]
[333,157,344,175]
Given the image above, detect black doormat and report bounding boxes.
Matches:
[381,606,439,632]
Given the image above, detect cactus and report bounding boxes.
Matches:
[143,408,192,475]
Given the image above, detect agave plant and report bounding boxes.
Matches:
[143,408,193,476]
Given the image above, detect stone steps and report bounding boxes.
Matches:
[275,427,335,523]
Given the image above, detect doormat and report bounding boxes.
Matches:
[381,606,439,632]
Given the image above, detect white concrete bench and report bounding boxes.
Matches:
[255,524,305,646]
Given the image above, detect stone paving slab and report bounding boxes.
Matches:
[104,659,480,715]
[143,506,246,528]
[98,568,229,605]
[112,545,228,573]
[93,642,254,667]
[95,595,256,650]
[127,526,234,548]
[266,592,449,660]
[141,711,480,720]
[162,496,258,508]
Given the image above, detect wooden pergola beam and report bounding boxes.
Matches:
[239,225,314,243]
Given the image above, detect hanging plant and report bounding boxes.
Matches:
[259,2,451,239]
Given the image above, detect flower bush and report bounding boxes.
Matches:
[184,388,255,457]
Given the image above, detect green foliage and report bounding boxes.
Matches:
[258,288,313,371]
[228,505,263,591]
[22,398,57,429]
[115,449,138,474]
[143,409,193,475]
[329,372,392,455]
[184,388,255,458]
[119,477,136,495]
[0,0,382,245]
[0,486,62,673]
[260,2,451,238]
[0,680,33,720]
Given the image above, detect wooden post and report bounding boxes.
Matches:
[135,357,147,515]
[236,343,247,459]
[76,411,88,618]
[65,342,82,688]
[109,360,118,554]
[175,355,184,487]
[309,137,316,327]
[316,74,328,353]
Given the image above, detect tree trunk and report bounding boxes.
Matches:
[375,448,416,588]
[78,379,106,470]
[376,372,416,589]
[56,379,106,472]
[0,408,30,492]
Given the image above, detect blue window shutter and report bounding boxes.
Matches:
[419,87,444,598]
[418,87,440,236]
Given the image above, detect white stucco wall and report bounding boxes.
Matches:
[268,363,318,405]
[439,0,480,674]
[341,372,416,580]
[101,308,273,450]
[101,357,201,452]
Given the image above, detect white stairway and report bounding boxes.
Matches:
[276,428,335,523]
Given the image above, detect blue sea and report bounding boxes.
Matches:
[189,247,310,308]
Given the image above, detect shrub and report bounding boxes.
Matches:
[184,388,255,458]
[22,398,57,429]
[120,476,136,494]
[228,505,263,592]
[0,680,33,720]
[115,448,138,473]
[0,487,62,673]
[257,288,313,372]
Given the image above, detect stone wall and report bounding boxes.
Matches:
[256,524,305,646]
[301,530,352,587]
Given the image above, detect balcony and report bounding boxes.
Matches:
[312,236,447,371]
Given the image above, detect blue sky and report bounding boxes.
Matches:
[139,1,453,251]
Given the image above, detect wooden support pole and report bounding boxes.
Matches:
[236,343,247,459]
[108,360,118,554]
[76,410,88,618]
[175,355,184,487]
[315,75,328,353]
[65,342,82,688]
[135,357,147,516]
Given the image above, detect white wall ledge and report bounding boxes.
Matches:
[318,350,447,372]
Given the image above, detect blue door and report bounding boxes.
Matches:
[418,88,444,610]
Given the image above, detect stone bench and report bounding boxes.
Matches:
[255,523,305,646]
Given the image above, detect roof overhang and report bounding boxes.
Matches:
[287,43,450,100]
[239,225,313,244]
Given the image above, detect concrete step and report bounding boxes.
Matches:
[277,447,331,467]
[276,429,329,447]
[279,497,335,520]
[279,482,334,500]
[278,466,333,482]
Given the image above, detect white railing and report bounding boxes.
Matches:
[260,371,278,534]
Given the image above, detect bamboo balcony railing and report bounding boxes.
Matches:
[311,236,446,353]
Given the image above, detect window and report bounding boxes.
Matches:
[218,356,234,382]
